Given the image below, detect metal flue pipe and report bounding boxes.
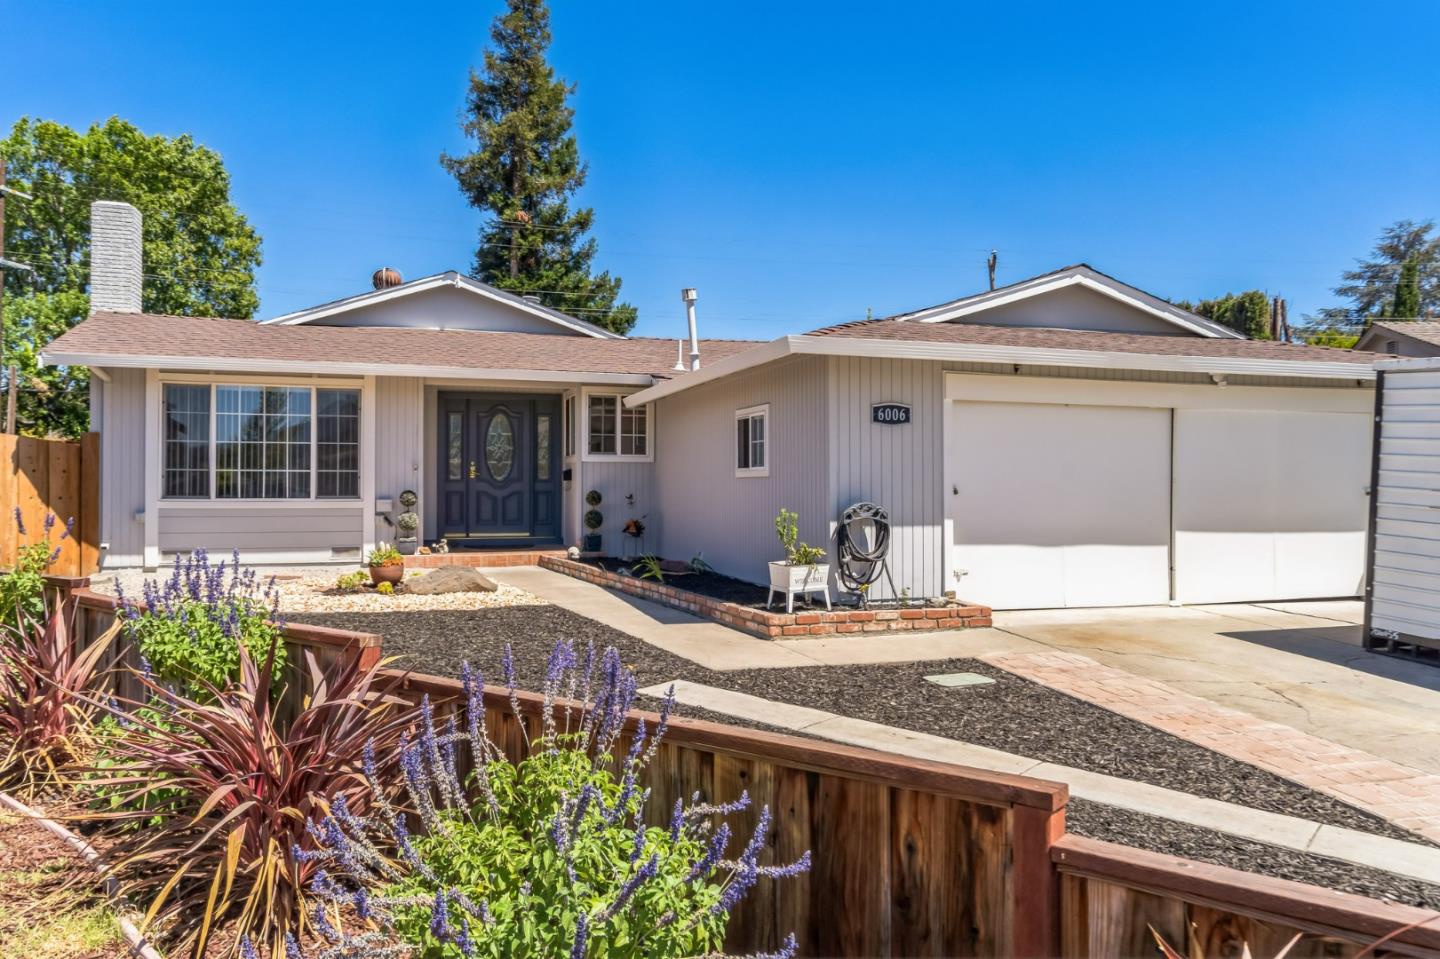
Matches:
[681,287,700,371]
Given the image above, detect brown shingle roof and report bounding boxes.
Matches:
[1368,321,1440,348]
[804,319,1375,365]
[43,312,763,379]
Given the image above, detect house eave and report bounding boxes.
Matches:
[39,350,655,386]
[623,335,1375,406]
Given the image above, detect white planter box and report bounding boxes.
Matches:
[768,561,832,614]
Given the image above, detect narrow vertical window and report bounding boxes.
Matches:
[163,384,210,497]
[564,394,575,457]
[537,414,552,480]
[588,395,617,455]
[620,404,647,456]
[447,412,464,481]
[316,388,360,498]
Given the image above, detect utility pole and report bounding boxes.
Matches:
[1270,295,1289,343]
[987,250,998,291]
[0,157,36,434]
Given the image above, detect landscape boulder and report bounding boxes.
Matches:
[406,567,499,595]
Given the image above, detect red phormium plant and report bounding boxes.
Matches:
[0,598,118,796]
[88,641,410,957]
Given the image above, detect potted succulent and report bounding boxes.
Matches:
[367,542,405,586]
[583,489,604,552]
[768,508,830,610]
[396,489,420,555]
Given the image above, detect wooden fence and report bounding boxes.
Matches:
[1,433,101,576]
[57,581,1440,958]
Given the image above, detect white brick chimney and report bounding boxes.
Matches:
[89,200,143,313]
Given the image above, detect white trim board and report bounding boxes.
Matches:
[623,335,1376,407]
[39,350,654,386]
[943,373,1376,414]
[895,268,1240,339]
[261,271,622,339]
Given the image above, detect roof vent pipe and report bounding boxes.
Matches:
[681,287,699,371]
[673,340,686,372]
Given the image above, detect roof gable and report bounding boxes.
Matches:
[887,265,1244,339]
[1355,321,1440,354]
[262,271,622,339]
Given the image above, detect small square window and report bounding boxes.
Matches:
[736,404,769,477]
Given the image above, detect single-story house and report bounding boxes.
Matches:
[43,200,1379,610]
[1354,321,1440,358]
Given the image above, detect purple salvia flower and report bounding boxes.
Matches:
[429,887,451,942]
[13,506,25,537]
[755,849,813,879]
[754,933,800,959]
[455,914,475,957]
[687,823,731,882]
[600,853,659,921]
[60,515,73,541]
[239,936,259,959]
[43,512,56,535]
[669,798,685,842]
[628,821,647,864]
[311,899,342,942]
[284,933,304,959]
[354,884,371,920]
[571,911,589,959]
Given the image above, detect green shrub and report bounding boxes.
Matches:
[335,570,368,592]
[375,581,394,596]
[0,510,69,631]
[115,549,285,695]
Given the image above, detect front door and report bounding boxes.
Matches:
[438,393,561,546]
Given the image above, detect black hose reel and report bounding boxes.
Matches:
[835,502,897,606]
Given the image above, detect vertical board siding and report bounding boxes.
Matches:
[374,376,425,544]
[1370,368,1440,638]
[0,434,101,576]
[100,367,147,567]
[653,355,830,585]
[579,458,657,556]
[828,356,946,599]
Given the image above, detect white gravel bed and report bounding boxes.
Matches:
[91,566,549,614]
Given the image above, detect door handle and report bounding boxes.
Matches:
[469,461,477,480]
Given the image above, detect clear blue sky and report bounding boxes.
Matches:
[11,0,1440,339]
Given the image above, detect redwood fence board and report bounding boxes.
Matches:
[2,433,101,577]
[52,578,1440,958]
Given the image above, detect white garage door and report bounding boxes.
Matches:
[949,401,1172,609]
[1173,409,1371,604]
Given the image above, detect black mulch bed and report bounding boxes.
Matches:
[291,605,1438,903]
[580,557,781,610]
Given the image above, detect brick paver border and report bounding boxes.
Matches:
[540,555,992,639]
[983,651,1440,843]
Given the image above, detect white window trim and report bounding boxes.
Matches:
[735,403,770,478]
[579,386,655,463]
[153,373,369,507]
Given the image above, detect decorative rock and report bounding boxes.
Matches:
[405,567,499,595]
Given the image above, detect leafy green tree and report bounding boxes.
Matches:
[1393,257,1422,320]
[1,292,90,437]
[1,117,261,436]
[1175,290,1272,339]
[1322,219,1439,325]
[441,0,636,334]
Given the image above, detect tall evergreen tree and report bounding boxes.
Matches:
[1321,219,1439,324]
[1392,257,1422,320]
[441,0,636,334]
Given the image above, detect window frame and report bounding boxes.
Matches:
[157,374,365,506]
[734,403,770,478]
[579,387,654,463]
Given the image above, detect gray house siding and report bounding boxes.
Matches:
[96,367,147,568]
[157,506,364,557]
[579,459,657,558]
[374,376,425,544]
[652,355,829,586]
[299,285,586,335]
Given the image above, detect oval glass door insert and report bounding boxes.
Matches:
[486,413,515,481]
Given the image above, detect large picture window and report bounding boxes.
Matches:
[584,391,652,461]
[162,382,361,501]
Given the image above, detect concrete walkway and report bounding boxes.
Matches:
[640,679,1440,887]
[484,566,1038,669]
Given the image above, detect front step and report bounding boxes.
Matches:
[404,549,569,569]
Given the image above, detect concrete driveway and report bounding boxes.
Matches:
[991,600,1440,777]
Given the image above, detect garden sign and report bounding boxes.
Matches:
[872,402,912,425]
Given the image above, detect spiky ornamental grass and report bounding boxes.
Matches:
[289,640,810,959]
[114,548,286,695]
[87,640,410,958]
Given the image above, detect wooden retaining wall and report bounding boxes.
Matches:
[55,579,1440,958]
[1,432,101,576]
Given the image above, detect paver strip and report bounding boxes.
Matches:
[640,679,1440,886]
[982,650,1440,843]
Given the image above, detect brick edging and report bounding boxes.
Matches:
[539,556,991,639]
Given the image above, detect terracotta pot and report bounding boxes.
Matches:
[369,563,404,586]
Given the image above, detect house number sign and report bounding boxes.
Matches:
[872,403,912,425]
